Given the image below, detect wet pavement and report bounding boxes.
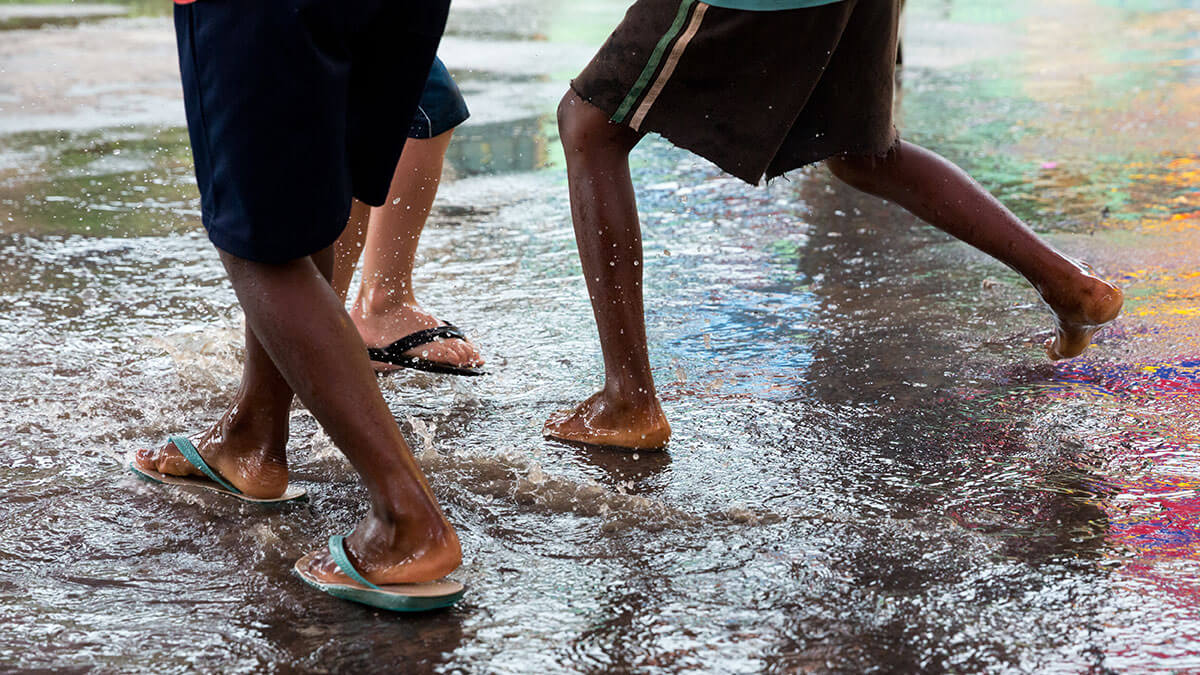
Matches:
[3,0,1200,672]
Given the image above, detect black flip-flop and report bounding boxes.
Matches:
[366,324,485,377]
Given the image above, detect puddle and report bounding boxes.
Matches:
[4,0,1200,672]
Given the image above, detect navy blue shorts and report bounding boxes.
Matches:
[175,0,448,263]
[410,57,469,140]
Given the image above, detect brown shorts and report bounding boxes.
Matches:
[571,0,901,185]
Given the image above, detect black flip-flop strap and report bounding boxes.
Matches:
[367,324,467,365]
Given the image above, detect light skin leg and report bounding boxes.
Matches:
[139,244,461,584]
[333,131,483,370]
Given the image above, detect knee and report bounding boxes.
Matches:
[557,91,593,151]
[825,153,882,192]
[557,90,638,155]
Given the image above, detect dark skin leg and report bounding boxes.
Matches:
[545,93,1122,451]
[137,245,460,584]
[543,91,670,451]
[825,141,1123,359]
[134,282,304,500]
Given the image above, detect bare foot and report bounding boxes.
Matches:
[543,390,671,450]
[133,417,289,499]
[1040,263,1124,360]
[295,510,462,586]
[351,299,484,371]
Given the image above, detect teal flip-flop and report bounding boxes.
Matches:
[293,534,465,612]
[127,436,306,503]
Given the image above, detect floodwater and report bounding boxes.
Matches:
[3,0,1200,671]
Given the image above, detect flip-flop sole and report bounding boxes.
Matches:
[292,552,464,612]
[370,356,486,377]
[127,449,306,503]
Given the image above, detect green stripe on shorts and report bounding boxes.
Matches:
[611,0,698,124]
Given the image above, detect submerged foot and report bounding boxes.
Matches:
[1040,263,1124,360]
[296,511,462,586]
[351,300,483,371]
[543,390,671,451]
[133,421,289,499]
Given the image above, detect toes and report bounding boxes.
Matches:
[451,339,484,367]
[543,410,573,434]
[298,550,341,584]
[1044,337,1064,361]
[1046,326,1098,361]
[159,450,197,476]
[460,341,485,367]
[148,439,200,476]
[133,446,159,471]
[305,549,364,585]
[544,405,594,438]
[433,340,460,364]
[438,339,464,364]
[406,337,483,368]
[446,340,469,364]
[407,339,449,363]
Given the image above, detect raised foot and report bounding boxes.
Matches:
[351,300,484,371]
[543,390,671,451]
[133,432,289,500]
[1042,266,1125,361]
[296,513,462,587]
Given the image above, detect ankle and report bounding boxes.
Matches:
[349,509,462,582]
[356,284,416,317]
[1039,261,1114,304]
[219,404,288,451]
[602,380,662,411]
[367,504,457,547]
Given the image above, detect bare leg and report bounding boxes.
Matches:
[332,131,482,370]
[134,313,294,499]
[136,250,315,499]
[224,245,459,584]
[141,242,460,583]
[826,141,1123,359]
[332,200,372,301]
[542,91,670,451]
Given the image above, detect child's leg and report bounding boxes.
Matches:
[136,242,349,501]
[332,200,372,300]
[332,131,482,368]
[542,91,671,450]
[140,239,459,580]
[825,140,1123,359]
[134,317,293,499]
[222,245,461,584]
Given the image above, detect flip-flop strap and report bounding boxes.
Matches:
[169,436,241,495]
[328,534,381,590]
[367,324,468,364]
